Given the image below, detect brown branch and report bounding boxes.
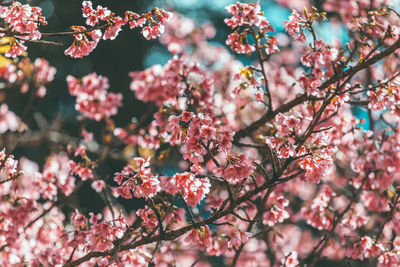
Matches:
[14,36,63,46]
[234,37,400,142]
[234,93,309,141]
[300,176,369,266]
[40,24,110,37]
[375,193,400,241]
[250,29,272,111]
[319,37,400,90]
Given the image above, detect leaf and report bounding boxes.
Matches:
[0,37,12,67]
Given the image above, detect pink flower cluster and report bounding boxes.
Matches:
[161,172,210,206]
[227,227,252,249]
[225,1,272,30]
[3,1,400,266]
[264,112,304,158]
[263,194,290,227]
[0,57,55,98]
[297,146,334,183]
[284,10,306,42]
[232,66,262,98]
[64,27,102,58]
[159,14,216,54]
[226,31,255,54]
[302,185,335,230]
[69,160,94,181]
[224,1,276,54]
[345,236,383,260]
[0,104,20,134]
[21,58,56,97]
[41,153,76,199]
[213,154,254,183]
[125,7,171,40]
[65,1,171,58]
[137,205,185,230]
[67,73,122,121]
[0,2,47,57]
[114,157,160,199]
[264,112,334,183]
[165,112,233,163]
[368,78,400,111]
[298,40,338,96]
[129,55,214,112]
[0,149,19,180]
[185,225,212,249]
[70,210,126,252]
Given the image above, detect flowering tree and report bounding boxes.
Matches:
[2,0,400,266]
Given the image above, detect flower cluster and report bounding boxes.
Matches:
[0,57,56,97]
[264,112,304,158]
[125,7,172,40]
[225,1,273,30]
[224,1,276,54]
[264,112,334,183]
[159,14,216,54]
[165,112,233,163]
[227,227,252,249]
[161,172,210,206]
[302,185,336,230]
[114,157,160,199]
[67,73,122,121]
[368,77,400,111]
[232,66,263,99]
[263,194,290,227]
[345,236,383,260]
[185,225,212,249]
[0,149,19,181]
[0,2,47,57]
[70,210,126,252]
[129,55,214,112]
[64,27,102,58]
[213,154,254,183]
[284,10,306,42]
[41,153,75,199]
[64,1,172,58]
[0,104,20,134]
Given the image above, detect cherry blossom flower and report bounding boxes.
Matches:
[284,10,306,42]
[113,157,160,199]
[302,185,336,230]
[282,251,299,267]
[185,225,212,249]
[92,180,105,192]
[263,195,290,226]
[64,28,102,58]
[0,104,20,134]
[161,172,210,206]
[213,154,254,183]
[227,227,252,249]
[5,38,27,58]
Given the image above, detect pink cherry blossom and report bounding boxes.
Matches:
[0,104,20,134]
[213,154,254,183]
[67,73,122,121]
